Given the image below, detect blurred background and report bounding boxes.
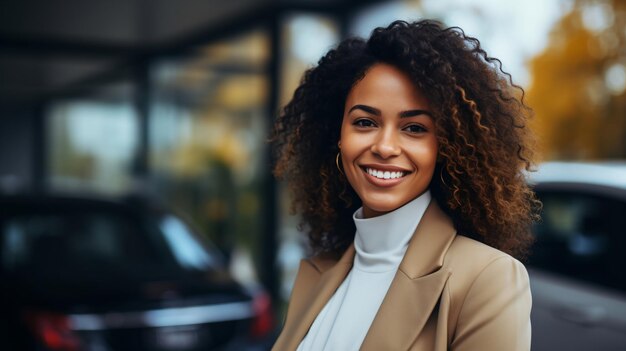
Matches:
[0,0,625,350]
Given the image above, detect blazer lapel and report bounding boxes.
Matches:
[361,201,457,350]
[273,245,356,351]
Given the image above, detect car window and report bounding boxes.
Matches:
[0,204,225,283]
[529,189,626,293]
[159,214,221,270]
[0,212,170,276]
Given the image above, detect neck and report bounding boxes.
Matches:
[361,191,430,219]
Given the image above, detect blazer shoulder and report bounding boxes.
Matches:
[444,236,532,350]
[445,234,524,270]
[443,235,529,304]
[442,235,531,328]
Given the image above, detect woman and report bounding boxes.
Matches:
[271,20,540,351]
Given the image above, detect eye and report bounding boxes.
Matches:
[402,124,427,134]
[353,119,377,128]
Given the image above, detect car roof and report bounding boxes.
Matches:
[528,161,626,190]
[0,192,168,215]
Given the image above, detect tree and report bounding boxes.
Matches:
[527,0,626,160]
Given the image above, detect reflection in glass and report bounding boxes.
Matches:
[160,215,218,270]
[280,13,340,107]
[149,29,270,286]
[48,96,138,194]
[277,13,340,301]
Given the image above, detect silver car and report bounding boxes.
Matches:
[527,162,626,351]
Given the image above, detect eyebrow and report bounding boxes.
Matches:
[348,104,432,118]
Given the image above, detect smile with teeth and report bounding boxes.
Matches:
[365,167,407,180]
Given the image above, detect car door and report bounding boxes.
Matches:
[528,185,626,351]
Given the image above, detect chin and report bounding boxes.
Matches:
[362,197,407,214]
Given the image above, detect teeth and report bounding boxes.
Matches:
[366,168,405,180]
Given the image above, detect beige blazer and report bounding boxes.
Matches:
[273,201,532,351]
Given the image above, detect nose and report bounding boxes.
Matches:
[370,128,401,159]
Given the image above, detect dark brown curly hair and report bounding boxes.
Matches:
[272,19,540,260]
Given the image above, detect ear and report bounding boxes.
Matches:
[337,141,342,149]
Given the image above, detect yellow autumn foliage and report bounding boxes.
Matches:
[527,0,626,160]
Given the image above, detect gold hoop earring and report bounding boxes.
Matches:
[336,152,344,176]
[439,166,448,188]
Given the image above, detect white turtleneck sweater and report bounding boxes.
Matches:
[297,191,432,351]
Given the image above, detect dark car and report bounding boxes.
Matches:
[0,194,274,351]
[527,162,626,351]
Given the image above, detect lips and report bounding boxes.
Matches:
[360,165,412,187]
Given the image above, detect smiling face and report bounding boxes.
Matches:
[340,63,439,218]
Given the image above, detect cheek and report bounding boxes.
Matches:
[341,144,362,179]
[412,141,439,172]
[339,128,370,161]
[339,138,366,189]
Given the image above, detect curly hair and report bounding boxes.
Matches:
[272,19,541,260]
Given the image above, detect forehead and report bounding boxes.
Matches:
[345,63,430,110]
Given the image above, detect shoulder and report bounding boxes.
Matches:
[283,255,335,324]
[444,234,528,278]
[442,235,530,307]
[442,235,531,329]
[442,236,532,349]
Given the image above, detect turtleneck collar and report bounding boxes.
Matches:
[352,191,431,272]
